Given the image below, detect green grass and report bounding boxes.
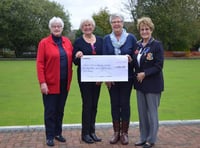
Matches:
[0,59,199,126]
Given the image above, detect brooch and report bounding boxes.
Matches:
[146,53,153,60]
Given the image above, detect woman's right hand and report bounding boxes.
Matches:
[75,51,83,58]
[40,82,49,95]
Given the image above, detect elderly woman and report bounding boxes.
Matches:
[73,18,103,144]
[133,17,164,148]
[103,14,137,145]
[36,16,73,146]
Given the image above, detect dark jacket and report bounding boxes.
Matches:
[73,35,103,82]
[133,38,164,93]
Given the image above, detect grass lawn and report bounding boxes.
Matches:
[0,59,199,126]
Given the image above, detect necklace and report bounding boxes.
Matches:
[83,34,95,44]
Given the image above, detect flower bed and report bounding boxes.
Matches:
[164,51,200,58]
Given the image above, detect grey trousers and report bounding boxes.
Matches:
[136,90,161,143]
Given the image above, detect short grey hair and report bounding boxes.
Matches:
[79,18,96,29]
[48,16,64,29]
[109,13,124,24]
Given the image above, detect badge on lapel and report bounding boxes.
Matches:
[146,52,153,60]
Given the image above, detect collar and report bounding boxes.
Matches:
[137,37,154,48]
[51,34,62,44]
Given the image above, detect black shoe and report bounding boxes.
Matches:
[90,133,102,142]
[135,141,146,146]
[143,142,154,148]
[46,139,54,146]
[55,135,66,142]
[82,134,94,144]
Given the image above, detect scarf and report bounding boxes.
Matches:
[110,28,128,55]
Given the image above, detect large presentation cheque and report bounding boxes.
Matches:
[81,55,128,82]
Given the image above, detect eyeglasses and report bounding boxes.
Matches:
[111,21,122,24]
[52,25,62,29]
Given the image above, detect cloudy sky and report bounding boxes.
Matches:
[50,0,132,29]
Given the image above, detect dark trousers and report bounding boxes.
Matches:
[78,82,101,135]
[43,80,68,140]
[108,79,133,122]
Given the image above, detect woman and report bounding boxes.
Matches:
[103,13,137,145]
[73,18,103,144]
[133,17,164,148]
[36,17,73,147]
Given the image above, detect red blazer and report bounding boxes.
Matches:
[36,35,73,94]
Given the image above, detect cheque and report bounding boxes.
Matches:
[81,55,128,82]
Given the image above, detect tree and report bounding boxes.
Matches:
[124,0,200,51]
[92,8,112,36]
[0,0,71,57]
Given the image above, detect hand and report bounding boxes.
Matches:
[126,54,133,63]
[137,72,145,83]
[40,82,49,95]
[75,51,83,58]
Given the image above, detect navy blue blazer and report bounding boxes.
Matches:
[133,38,164,93]
[103,33,137,78]
[73,35,103,82]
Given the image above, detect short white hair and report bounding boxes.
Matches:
[48,16,64,29]
[79,18,96,29]
[109,13,124,24]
